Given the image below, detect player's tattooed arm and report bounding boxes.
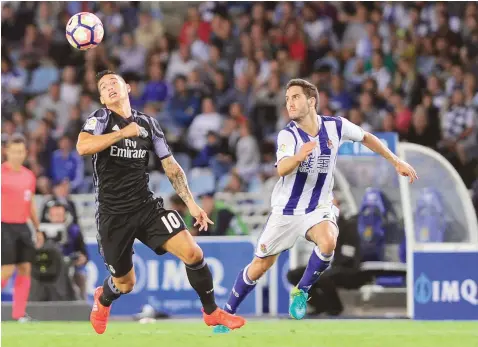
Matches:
[161,156,195,207]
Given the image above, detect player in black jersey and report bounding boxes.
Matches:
[77,70,245,334]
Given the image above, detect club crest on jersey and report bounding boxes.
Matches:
[84,117,97,130]
[139,126,148,138]
[260,244,267,253]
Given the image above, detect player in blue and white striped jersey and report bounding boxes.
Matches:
[214,79,418,333]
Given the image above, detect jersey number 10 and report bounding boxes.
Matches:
[161,212,182,233]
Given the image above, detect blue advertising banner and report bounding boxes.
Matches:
[338,132,398,156]
[84,238,257,316]
[413,251,478,320]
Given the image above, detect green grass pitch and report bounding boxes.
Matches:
[2,319,478,347]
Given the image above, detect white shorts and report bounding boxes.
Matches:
[255,204,339,258]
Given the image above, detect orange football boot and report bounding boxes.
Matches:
[202,307,246,330]
[90,287,112,334]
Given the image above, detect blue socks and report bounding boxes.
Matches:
[224,264,257,314]
[297,247,334,292]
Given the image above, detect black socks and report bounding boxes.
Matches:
[99,276,122,307]
[185,258,218,315]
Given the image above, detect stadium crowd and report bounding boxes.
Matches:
[2,1,478,197]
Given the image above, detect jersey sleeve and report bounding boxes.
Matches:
[81,109,109,135]
[275,129,297,167]
[340,117,365,142]
[150,117,172,160]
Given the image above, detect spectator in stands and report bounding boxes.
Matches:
[209,117,238,180]
[114,33,147,75]
[440,89,477,165]
[143,63,169,105]
[221,74,253,117]
[44,202,88,300]
[30,119,57,177]
[407,105,441,150]
[426,75,447,109]
[134,11,164,52]
[192,131,219,168]
[223,172,246,194]
[164,75,201,132]
[463,72,478,107]
[348,108,373,133]
[359,91,381,131]
[27,82,69,134]
[50,136,84,193]
[165,44,199,82]
[96,2,124,46]
[330,74,353,111]
[59,66,81,106]
[41,180,78,224]
[179,6,211,46]
[78,93,101,120]
[187,97,223,153]
[318,89,335,116]
[212,70,232,114]
[125,76,145,111]
[391,91,413,138]
[232,122,260,181]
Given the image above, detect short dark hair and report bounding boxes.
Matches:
[95,70,119,83]
[286,78,319,112]
[6,133,27,147]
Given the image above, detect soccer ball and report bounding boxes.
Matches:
[65,12,104,50]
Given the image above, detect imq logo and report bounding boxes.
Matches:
[414,273,478,305]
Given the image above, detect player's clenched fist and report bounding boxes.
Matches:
[120,122,140,138]
[296,141,317,161]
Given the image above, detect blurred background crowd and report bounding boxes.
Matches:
[2,1,478,201]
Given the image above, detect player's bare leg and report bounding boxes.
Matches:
[289,221,337,320]
[90,267,136,334]
[162,230,246,330]
[1,264,15,288]
[214,255,279,333]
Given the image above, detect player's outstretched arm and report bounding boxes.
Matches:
[361,132,419,183]
[76,123,140,156]
[161,156,213,231]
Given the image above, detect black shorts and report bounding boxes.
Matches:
[97,198,186,278]
[1,223,35,265]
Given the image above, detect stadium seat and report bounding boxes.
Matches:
[188,168,215,196]
[413,188,447,242]
[357,188,390,262]
[174,153,192,174]
[217,173,232,192]
[247,175,263,193]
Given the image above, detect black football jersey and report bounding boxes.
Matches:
[80,108,171,214]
